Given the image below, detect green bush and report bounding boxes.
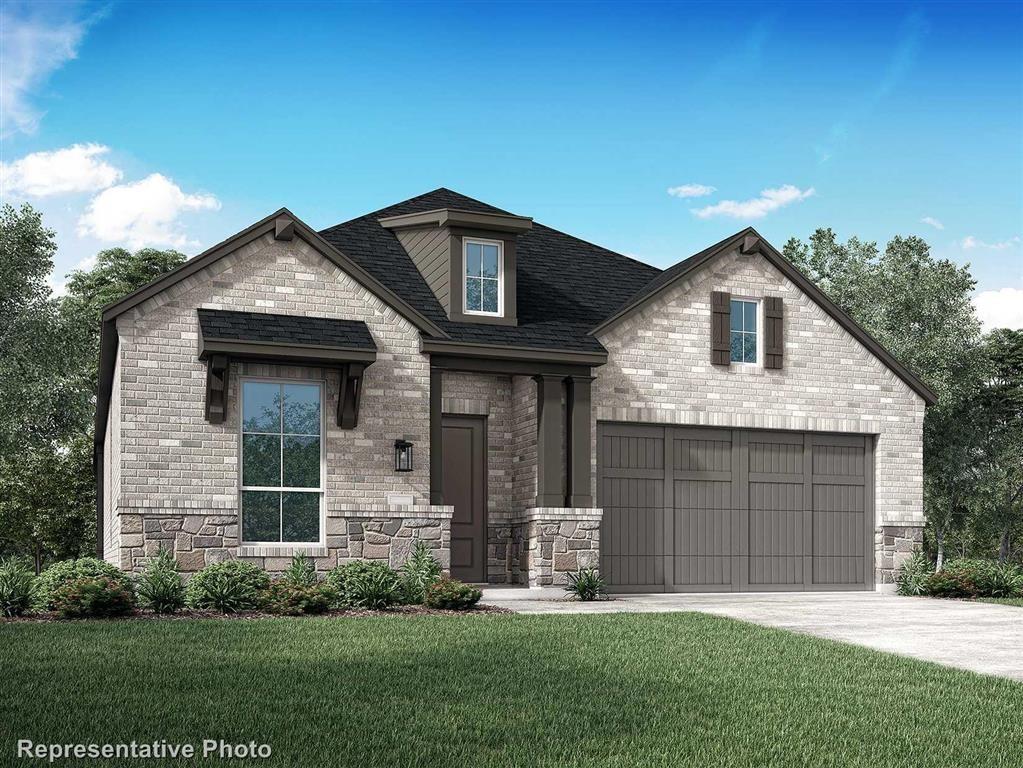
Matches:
[923,569,978,598]
[941,559,1023,598]
[424,578,481,610]
[326,560,401,608]
[264,582,336,615]
[0,557,37,617]
[33,557,130,612]
[399,541,443,604]
[280,553,318,587]
[896,552,932,596]
[563,567,606,601]
[185,560,269,613]
[134,549,185,614]
[52,575,135,618]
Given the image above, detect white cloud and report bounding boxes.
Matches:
[691,185,815,220]
[961,235,1021,251]
[1,143,122,197]
[667,184,716,199]
[920,216,944,230]
[0,3,92,136]
[77,173,221,249]
[974,287,1023,332]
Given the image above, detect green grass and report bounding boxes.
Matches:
[977,597,1023,607]
[1,613,1021,767]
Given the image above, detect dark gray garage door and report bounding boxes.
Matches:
[597,424,874,592]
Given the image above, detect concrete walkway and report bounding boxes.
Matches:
[481,589,1023,682]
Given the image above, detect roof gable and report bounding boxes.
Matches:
[592,227,938,405]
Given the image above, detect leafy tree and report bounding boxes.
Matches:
[0,205,186,565]
[972,329,1023,561]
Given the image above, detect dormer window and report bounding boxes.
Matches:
[464,239,502,315]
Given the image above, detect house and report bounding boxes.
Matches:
[95,188,935,591]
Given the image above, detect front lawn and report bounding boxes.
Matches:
[978,597,1023,607]
[2,613,1020,767]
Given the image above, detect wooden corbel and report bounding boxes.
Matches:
[337,363,366,429]
[204,354,230,424]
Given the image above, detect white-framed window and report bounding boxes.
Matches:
[239,379,324,545]
[729,298,761,364]
[463,238,502,315]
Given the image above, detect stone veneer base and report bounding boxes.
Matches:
[875,523,924,585]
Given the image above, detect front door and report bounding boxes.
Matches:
[443,415,487,582]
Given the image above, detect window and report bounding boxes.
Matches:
[464,239,502,315]
[730,299,759,364]
[240,380,323,544]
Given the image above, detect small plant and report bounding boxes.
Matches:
[923,569,977,598]
[343,564,401,609]
[185,560,269,613]
[33,557,131,612]
[895,552,932,597]
[564,567,606,601]
[264,582,336,615]
[280,553,318,587]
[326,560,401,608]
[0,557,36,617]
[134,548,185,614]
[399,541,443,604]
[424,578,482,610]
[942,559,1023,598]
[52,575,135,618]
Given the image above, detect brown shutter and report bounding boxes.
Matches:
[765,296,784,369]
[711,291,731,366]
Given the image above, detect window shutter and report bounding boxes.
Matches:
[710,291,731,366]
[765,296,784,369]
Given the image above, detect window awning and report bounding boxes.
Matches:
[196,309,376,428]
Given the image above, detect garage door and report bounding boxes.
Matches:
[597,424,874,592]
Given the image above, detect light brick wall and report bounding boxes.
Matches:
[109,232,432,568]
[511,375,537,510]
[593,246,926,528]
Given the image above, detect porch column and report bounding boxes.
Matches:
[430,368,444,504]
[567,375,594,507]
[535,374,565,507]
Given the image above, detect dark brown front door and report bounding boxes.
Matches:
[443,415,487,582]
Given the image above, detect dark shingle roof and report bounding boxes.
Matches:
[197,309,376,350]
[319,188,660,353]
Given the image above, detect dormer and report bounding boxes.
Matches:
[379,208,532,326]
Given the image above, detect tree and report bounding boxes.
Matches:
[0,204,187,565]
[972,329,1023,561]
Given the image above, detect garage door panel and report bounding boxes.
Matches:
[599,424,872,592]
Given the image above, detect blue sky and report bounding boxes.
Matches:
[1,1,1021,327]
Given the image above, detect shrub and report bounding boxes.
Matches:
[0,558,36,617]
[185,560,269,613]
[52,575,135,618]
[942,559,1023,598]
[896,552,932,597]
[264,582,336,615]
[134,548,185,614]
[33,557,130,612]
[923,569,977,599]
[326,560,401,608]
[280,553,318,587]
[424,578,481,610]
[399,541,443,604]
[343,564,401,609]
[564,567,606,601]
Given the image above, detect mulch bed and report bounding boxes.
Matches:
[1,603,512,623]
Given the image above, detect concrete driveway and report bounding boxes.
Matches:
[481,589,1023,682]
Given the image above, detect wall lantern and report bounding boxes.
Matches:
[394,440,414,472]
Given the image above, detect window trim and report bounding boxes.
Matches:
[238,376,326,547]
[462,237,504,317]
[729,297,763,367]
